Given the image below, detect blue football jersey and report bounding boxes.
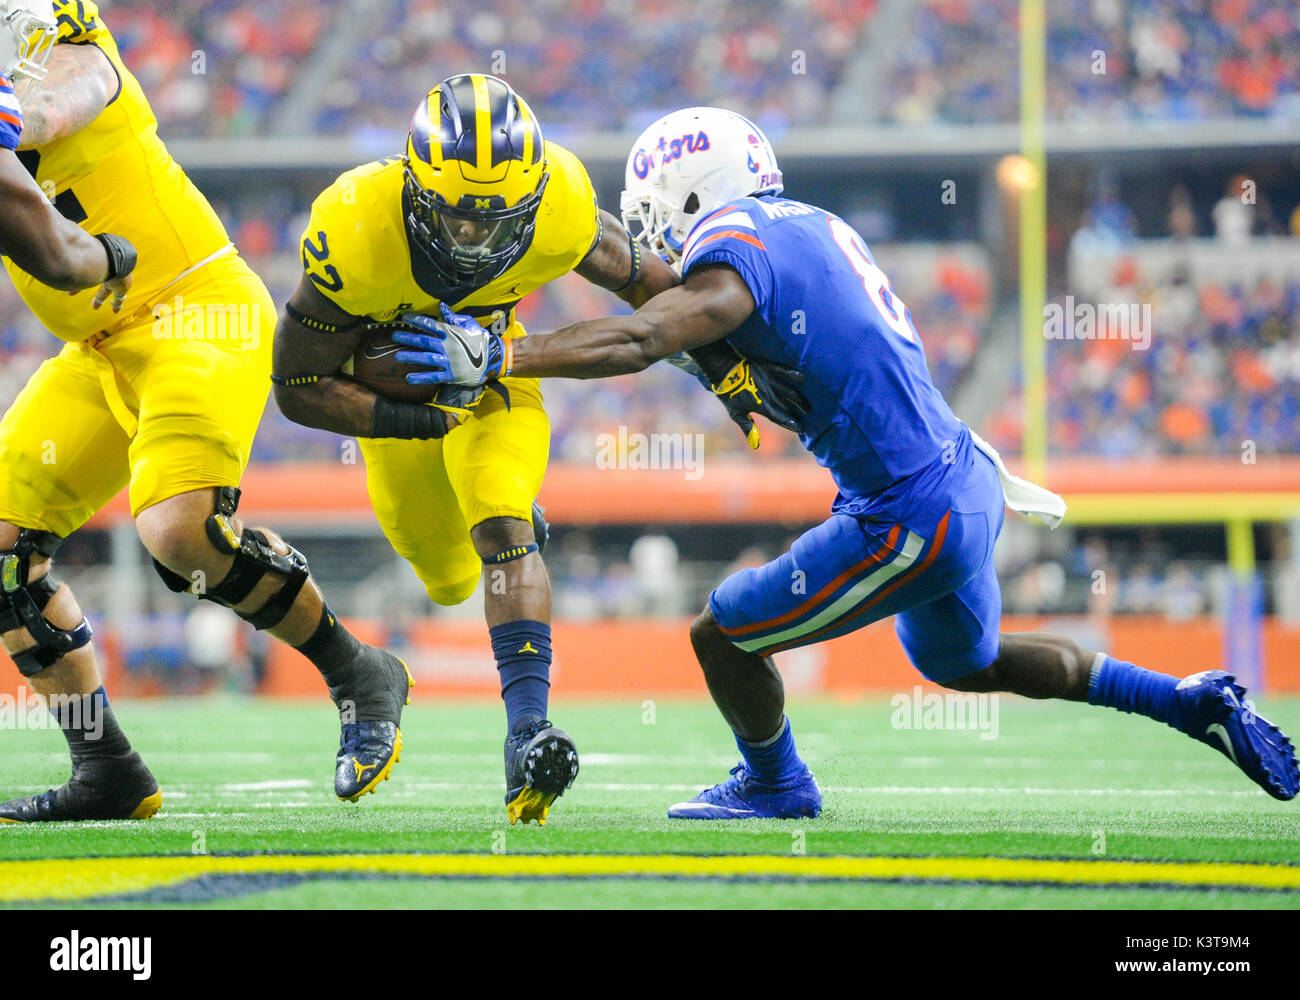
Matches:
[680,194,973,533]
[0,76,22,150]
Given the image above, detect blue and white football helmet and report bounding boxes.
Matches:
[620,107,782,268]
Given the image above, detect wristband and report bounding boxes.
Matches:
[610,232,643,293]
[369,397,448,440]
[94,233,137,280]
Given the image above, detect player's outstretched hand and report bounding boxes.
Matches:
[392,303,509,388]
[89,273,132,313]
[711,358,810,450]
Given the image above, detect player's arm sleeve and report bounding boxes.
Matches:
[298,185,375,318]
[680,220,776,324]
[52,0,110,45]
[555,150,603,272]
[0,76,22,150]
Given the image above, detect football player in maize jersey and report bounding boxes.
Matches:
[0,1,134,309]
[410,107,1298,816]
[273,74,806,824]
[0,0,414,824]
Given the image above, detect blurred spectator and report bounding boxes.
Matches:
[1213,174,1255,244]
[886,0,1300,126]
[1166,182,1199,239]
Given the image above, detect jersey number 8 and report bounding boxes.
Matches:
[828,217,916,344]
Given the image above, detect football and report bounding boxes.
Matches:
[342,321,438,404]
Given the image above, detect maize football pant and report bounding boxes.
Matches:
[0,254,274,536]
[360,376,550,606]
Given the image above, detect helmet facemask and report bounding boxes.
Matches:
[405,164,549,285]
[620,185,700,266]
[2,4,55,82]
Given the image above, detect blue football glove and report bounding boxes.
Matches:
[392,303,509,388]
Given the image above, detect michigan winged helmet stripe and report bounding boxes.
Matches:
[408,74,545,178]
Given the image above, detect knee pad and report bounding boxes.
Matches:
[0,530,93,676]
[152,486,310,631]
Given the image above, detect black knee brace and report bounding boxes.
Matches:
[152,487,310,631]
[0,530,93,677]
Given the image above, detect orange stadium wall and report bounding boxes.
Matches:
[255,615,1300,698]
[1,616,1296,700]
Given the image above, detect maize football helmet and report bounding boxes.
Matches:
[404,73,548,285]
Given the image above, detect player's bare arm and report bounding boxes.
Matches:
[395,261,809,439]
[517,264,755,378]
[569,210,803,441]
[0,147,132,305]
[13,42,116,147]
[574,210,679,307]
[273,276,454,440]
[272,277,382,435]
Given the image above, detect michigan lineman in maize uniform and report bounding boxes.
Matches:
[0,0,413,823]
[274,74,804,823]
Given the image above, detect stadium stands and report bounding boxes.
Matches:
[886,0,1300,125]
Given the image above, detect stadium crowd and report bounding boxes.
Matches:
[89,0,1300,136]
[315,0,876,137]
[983,272,1300,459]
[886,0,1300,125]
[102,0,333,137]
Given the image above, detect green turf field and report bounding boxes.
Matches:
[1,694,1298,909]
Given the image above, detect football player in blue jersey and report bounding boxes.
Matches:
[392,107,1298,817]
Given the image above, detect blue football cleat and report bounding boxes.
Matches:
[1173,671,1297,801]
[668,762,822,820]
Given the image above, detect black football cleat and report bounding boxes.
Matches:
[0,751,161,823]
[333,651,414,802]
[504,717,579,826]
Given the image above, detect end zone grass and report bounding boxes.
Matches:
[1,695,1297,909]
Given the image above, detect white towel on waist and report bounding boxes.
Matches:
[966,426,1067,529]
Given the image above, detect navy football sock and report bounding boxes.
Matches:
[490,620,551,733]
[736,716,805,785]
[1086,654,1184,729]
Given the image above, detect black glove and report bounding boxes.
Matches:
[685,341,810,449]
